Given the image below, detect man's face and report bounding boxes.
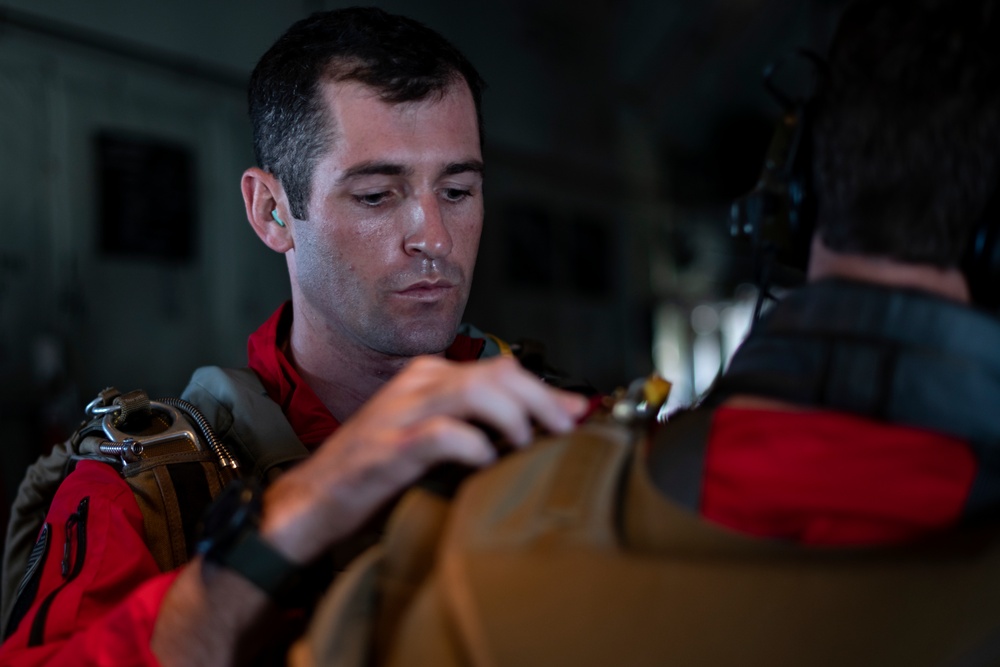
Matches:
[286,79,483,358]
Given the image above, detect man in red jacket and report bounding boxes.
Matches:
[0,7,585,666]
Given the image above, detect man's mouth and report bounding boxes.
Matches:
[395,279,456,301]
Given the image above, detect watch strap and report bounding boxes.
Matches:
[219,529,303,600]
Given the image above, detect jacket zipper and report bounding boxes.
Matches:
[27,497,89,647]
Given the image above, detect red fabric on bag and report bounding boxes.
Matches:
[0,461,178,666]
[700,406,977,545]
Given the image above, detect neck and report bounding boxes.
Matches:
[806,236,971,303]
[285,303,417,424]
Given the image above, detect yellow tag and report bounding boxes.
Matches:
[641,374,672,409]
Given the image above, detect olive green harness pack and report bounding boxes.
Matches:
[0,366,308,638]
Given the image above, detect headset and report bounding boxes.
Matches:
[729,50,823,322]
[731,51,1000,313]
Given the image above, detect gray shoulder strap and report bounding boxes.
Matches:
[181,367,309,479]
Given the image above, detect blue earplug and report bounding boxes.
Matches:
[271,209,286,227]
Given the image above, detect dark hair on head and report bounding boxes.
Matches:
[248,6,486,219]
[812,0,1000,267]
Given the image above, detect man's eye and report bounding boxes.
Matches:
[442,188,472,202]
[354,192,391,207]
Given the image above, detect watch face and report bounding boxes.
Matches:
[196,480,260,561]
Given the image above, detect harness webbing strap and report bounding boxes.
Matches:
[644,409,715,510]
[166,462,215,560]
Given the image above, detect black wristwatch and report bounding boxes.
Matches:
[196,479,305,602]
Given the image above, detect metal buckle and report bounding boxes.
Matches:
[97,401,200,465]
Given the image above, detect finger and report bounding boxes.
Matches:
[555,390,591,423]
[404,416,497,468]
[433,366,576,447]
[482,359,587,434]
[378,356,585,444]
[442,380,536,446]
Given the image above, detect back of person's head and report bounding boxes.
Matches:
[812,0,1000,267]
[248,7,486,220]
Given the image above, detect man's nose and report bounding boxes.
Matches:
[404,194,453,259]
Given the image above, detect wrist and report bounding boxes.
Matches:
[197,480,318,606]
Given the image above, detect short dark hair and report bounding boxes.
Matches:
[248,7,486,219]
[812,0,1000,267]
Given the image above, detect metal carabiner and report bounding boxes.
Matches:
[85,396,121,418]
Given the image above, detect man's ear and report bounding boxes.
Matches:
[242,167,294,253]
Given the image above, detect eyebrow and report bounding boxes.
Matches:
[442,160,485,177]
[336,159,485,186]
[336,161,410,185]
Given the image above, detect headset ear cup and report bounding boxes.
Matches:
[784,96,819,273]
[785,169,815,272]
[963,213,1000,311]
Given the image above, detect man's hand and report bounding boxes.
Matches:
[153,355,586,667]
[260,355,588,564]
